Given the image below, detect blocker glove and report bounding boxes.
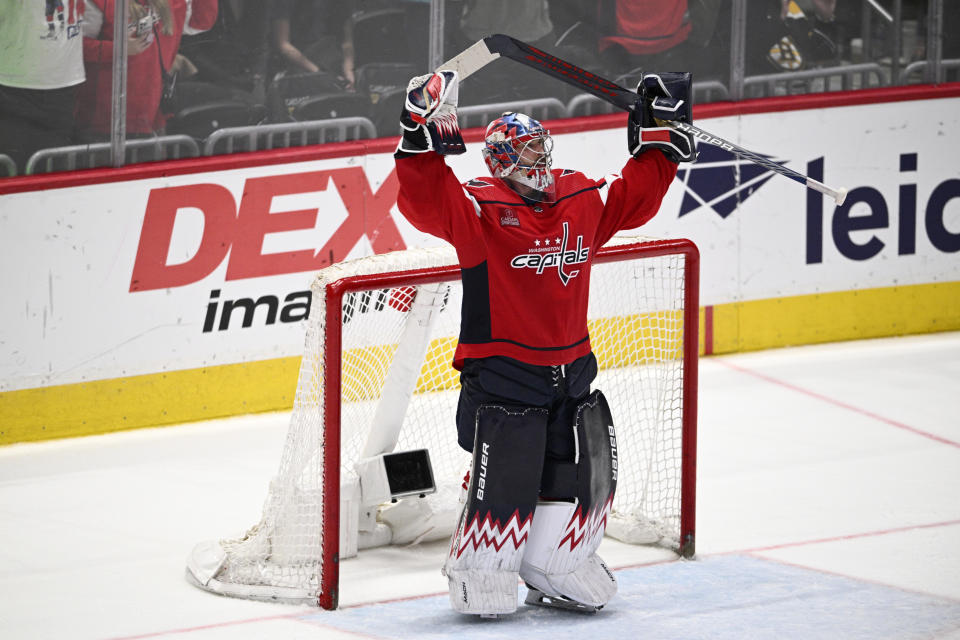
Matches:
[628,72,697,163]
[397,71,466,156]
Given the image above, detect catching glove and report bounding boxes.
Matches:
[628,72,697,163]
[397,71,466,156]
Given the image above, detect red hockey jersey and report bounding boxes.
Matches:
[395,151,677,369]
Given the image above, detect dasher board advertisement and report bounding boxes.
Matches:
[1,87,958,442]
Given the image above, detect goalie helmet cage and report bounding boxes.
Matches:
[187,236,698,610]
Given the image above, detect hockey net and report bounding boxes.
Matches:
[186,236,698,609]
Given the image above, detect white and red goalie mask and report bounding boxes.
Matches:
[482,112,556,202]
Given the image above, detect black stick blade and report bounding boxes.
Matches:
[482,34,639,112]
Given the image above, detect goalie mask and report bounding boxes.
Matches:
[482,112,556,202]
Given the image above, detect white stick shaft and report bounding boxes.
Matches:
[435,39,499,79]
[437,35,850,206]
[669,121,849,205]
[807,180,849,206]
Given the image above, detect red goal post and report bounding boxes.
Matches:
[186,236,699,610]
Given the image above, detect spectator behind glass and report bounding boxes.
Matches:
[75,0,217,141]
[0,0,86,172]
[154,0,218,126]
[75,0,175,141]
[684,0,728,81]
[160,0,219,80]
[269,0,354,90]
[784,0,835,22]
[449,0,557,102]
[747,0,839,74]
[458,0,555,47]
[174,1,267,94]
[597,0,692,76]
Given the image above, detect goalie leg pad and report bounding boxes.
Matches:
[520,390,618,608]
[443,403,548,615]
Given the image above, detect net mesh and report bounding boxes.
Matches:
[201,238,692,603]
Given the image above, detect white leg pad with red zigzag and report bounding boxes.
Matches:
[443,501,533,614]
[519,501,617,608]
[442,404,549,615]
[520,390,619,608]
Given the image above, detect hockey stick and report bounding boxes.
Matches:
[437,34,848,206]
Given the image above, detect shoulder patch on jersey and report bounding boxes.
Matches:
[465,179,492,188]
[598,173,622,206]
[499,208,521,227]
[462,187,483,218]
[560,169,577,177]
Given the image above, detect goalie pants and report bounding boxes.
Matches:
[455,352,598,462]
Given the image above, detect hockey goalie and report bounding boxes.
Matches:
[393,69,697,615]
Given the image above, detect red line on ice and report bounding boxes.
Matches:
[716,358,960,449]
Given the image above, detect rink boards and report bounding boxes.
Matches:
[1,85,959,443]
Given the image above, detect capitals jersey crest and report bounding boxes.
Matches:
[510,221,589,286]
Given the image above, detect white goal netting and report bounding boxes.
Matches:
[186,237,697,608]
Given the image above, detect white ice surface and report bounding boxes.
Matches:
[1,332,958,639]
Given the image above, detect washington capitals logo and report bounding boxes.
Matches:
[510,221,589,286]
[676,144,788,218]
